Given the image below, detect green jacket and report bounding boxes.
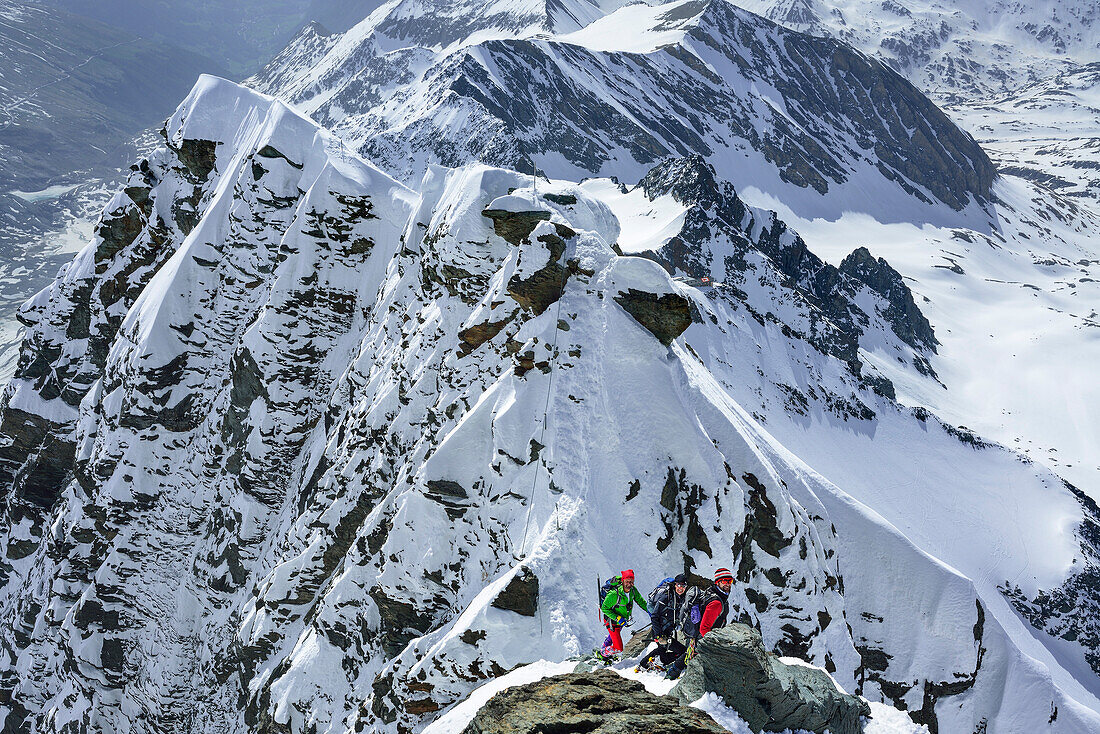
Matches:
[601,583,648,624]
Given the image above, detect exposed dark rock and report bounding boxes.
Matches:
[462,669,727,733]
[424,480,470,519]
[671,624,869,734]
[0,409,76,511]
[94,206,146,264]
[542,193,577,206]
[369,587,435,658]
[614,289,692,345]
[506,228,571,315]
[425,480,468,499]
[482,209,551,245]
[732,472,793,592]
[256,144,304,169]
[459,317,513,355]
[840,247,938,352]
[490,567,539,617]
[508,265,567,315]
[173,138,219,181]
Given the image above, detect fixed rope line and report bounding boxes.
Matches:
[518,233,569,556]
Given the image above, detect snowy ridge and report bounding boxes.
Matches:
[0,77,1098,734]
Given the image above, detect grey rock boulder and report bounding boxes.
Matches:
[671,624,870,734]
[462,669,727,733]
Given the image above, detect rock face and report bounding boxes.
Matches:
[614,289,693,346]
[672,624,870,734]
[634,155,937,393]
[491,567,539,617]
[462,670,727,734]
[839,247,937,353]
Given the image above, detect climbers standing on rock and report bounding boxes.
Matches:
[599,569,648,660]
[639,574,692,671]
[666,567,733,679]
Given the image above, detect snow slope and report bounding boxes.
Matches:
[0,77,1097,734]
[745,176,1100,500]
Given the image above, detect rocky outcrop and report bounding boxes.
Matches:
[635,155,935,391]
[462,670,727,734]
[491,567,539,617]
[1004,485,1100,680]
[481,209,551,246]
[672,624,870,734]
[840,248,937,352]
[614,289,693,346]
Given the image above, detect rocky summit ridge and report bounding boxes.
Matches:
[0,74,1097,734]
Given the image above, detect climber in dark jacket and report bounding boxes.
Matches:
[666,567,733,679]
[641,574,691,668]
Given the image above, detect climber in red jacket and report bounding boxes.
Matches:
[697,567,732,637]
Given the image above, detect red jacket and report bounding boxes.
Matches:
[699,598,725,637]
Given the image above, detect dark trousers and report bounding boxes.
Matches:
[655,637,686,665]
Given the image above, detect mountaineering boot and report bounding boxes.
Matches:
[665,656,686,680]
[634,649,658,673]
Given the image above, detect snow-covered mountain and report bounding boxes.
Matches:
[729,0,1099,102]
[248,0,1100,521]
[252,0,995,222]
[1,1,1099,732]
[725,0,1100,208]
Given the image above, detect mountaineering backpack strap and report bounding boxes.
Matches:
[599,575,621,603]
[692,587,730,636]
[683,587,715,638]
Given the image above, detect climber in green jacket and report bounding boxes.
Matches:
[600,569,649,658]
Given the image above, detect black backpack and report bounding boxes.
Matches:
[598,575,621,609]
[684,586,728,638]
[646,576,676,609]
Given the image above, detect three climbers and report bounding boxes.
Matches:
[598,566,735,678]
